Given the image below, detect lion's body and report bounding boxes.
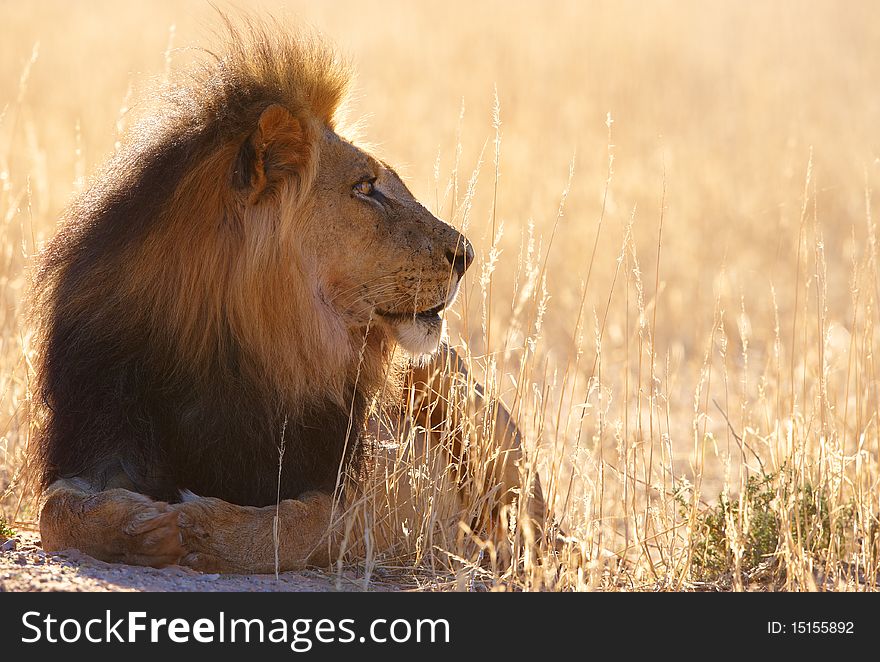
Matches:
[31,23,375,508]
[30,18,543,573]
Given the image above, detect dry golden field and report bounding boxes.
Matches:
[2,0,880,591]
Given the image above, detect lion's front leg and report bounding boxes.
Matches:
[40,478,184,567]
[408,345,548,530]
[172,491,336,574]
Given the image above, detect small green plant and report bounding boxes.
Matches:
[0,517,16,541]
[682,468,856,584]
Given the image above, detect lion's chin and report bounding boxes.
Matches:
[388,315,446,359]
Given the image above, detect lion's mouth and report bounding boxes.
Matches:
[375,301,446,324]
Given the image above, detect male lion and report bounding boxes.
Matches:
[29,19,545,573]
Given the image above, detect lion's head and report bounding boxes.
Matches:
[30,18,472,504]
[143,19,473,403]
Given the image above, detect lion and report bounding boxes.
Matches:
[29,18,547,573]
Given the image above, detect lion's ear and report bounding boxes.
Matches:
[233,104,310,203]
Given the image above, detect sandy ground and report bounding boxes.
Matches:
[0,530,395,592]
[5,529,876,592]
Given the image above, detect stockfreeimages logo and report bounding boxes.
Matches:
[21,611,450,652]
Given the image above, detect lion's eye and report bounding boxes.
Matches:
[353,179,376,196]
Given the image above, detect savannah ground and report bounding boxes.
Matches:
[1,0,879,591]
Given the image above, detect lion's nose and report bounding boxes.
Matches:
[445,238,474,278]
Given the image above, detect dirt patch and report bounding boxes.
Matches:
[0,531,398,592]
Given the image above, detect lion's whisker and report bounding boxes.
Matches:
[327,274,398,304]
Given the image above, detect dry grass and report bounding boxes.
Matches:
[2,0,879,591]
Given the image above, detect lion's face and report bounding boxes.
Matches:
[304,130,473,356]
[231,104,472,361]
